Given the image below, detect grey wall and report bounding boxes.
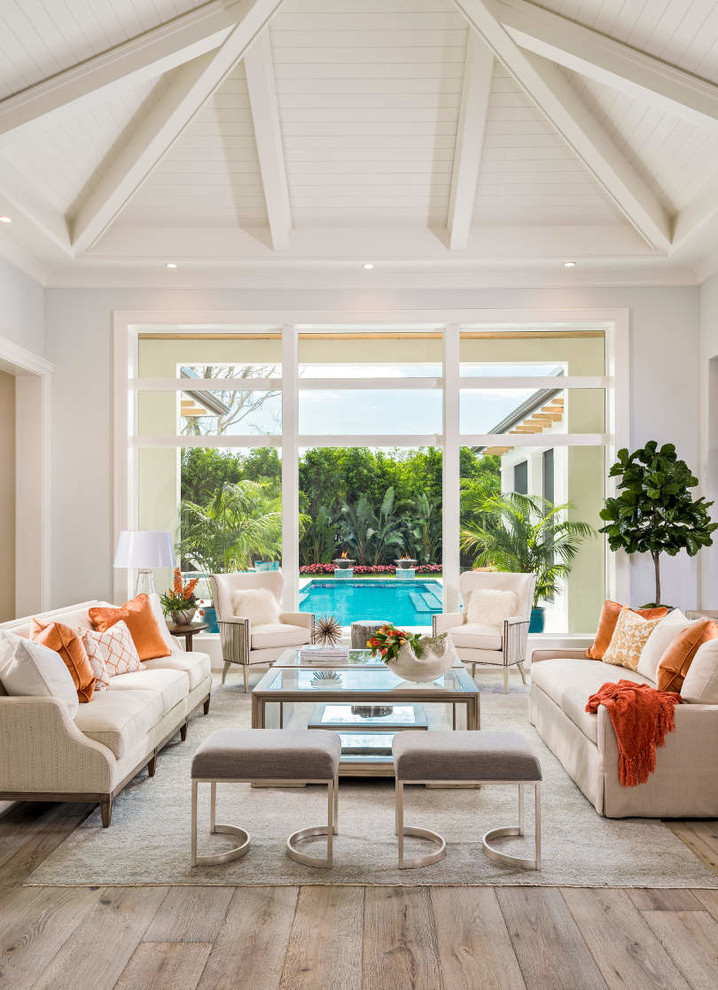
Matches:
[0,258,45,355]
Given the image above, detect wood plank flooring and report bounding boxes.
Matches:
[0,800,717,990]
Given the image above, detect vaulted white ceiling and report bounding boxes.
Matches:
[2,0,718,286]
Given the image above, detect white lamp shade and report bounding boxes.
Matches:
[114,531,176,569]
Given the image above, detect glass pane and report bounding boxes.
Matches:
[299,331,442,378]
[460,329,605,376]
[299,446,442,628]
[136,388,282,436]
[459,444,605,635]
[138,334,281,378]
[299,390,442,435]
[138,447,282,598]
[459,388,605,434]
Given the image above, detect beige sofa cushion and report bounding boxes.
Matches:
[108,668,187,715]
[251,623,311,650]
[447,623,502,651]
[143,651,211,691]
[74,689,163,758]
[681,640,718,704]
[530,658,651,745]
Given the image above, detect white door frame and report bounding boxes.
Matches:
[0,335,53,614]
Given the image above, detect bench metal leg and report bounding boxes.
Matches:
[286,777,338,869]
[482,782,541,870]
[395,780,446,870]
[191,780,250,868]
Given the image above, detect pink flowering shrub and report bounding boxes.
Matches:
[298,563,442,575]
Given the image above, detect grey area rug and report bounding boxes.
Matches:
[26,672,718,888]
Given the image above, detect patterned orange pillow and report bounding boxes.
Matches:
[657,620,718,692]
[586,600,668,659]
[89,593,170,662]
[602,608,664,672]
[30,618,96,703]
[80,621,141,680]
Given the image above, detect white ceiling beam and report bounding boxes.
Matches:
[0,156,72,256]
[447,33,494,251]
[244,30,292,251]
[0,0,245,143]
[451,0,673,252]
[673,181,718,248]
[69,0,286,255]
[490,0,718,128]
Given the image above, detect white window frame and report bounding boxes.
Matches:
[113,308,629,618]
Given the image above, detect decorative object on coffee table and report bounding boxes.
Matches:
[351,620,391,650]
[315,614,343,646]
[311,670,343,687]
[392,633,458,683]
[161,569,200,625]
[169,622,208,652]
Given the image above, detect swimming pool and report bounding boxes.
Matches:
[298,578,444,627]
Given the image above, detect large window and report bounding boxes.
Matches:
[126,323,616,633]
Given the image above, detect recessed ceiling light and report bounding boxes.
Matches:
[563,260,576,268]
[362,262,375,270]
[0,215,12,223]
[165,262,178,269]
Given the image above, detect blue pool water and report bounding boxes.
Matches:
[298,579,444,627]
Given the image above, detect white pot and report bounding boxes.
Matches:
[387,637,457,683]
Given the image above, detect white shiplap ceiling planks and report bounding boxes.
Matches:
[474,62,624,225]
[0,0,208,100]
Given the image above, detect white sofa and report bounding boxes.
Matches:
[0,599,212,826]
[529,649,718,817]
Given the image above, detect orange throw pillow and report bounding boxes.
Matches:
[586,600,668,659]
[657,620,718,692]
[89,593,171,662]
[31,618,96,703]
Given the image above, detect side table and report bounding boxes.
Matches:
[169,622,209,651]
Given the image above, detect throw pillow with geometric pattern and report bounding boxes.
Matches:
[80,620,141,685]
[602,607,664,672]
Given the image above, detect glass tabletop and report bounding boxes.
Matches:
[273,647,462,669]
[255,665,477,694]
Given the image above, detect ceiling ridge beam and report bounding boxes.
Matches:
[68,0,287,256]
[450,0,672,252]
[0,155,72,256]
[244,30,292,250]
[447,32,494,251]
[0,0,246,143]
[490,0,718,127]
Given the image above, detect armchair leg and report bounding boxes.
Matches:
[503,665,509,694]
[470,662,476,679]
[243,663,249,693]
[222,662,231,685]
[518,661,528,686]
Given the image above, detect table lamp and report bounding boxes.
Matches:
[114,531,176,594]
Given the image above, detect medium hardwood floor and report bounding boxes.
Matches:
[0,801,717,990]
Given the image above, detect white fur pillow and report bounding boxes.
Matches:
[230,588,280,626]
[466,588,519,627]
[681,639,718,704]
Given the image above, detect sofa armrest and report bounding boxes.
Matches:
[218,617,250,664]
[433,612,464,635]
[280,611,314,640]
[0,696,115,794]
[531,648,588,663]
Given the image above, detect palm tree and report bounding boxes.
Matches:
[403,492,442,564]
[177,480,283,574]
[340,488,405,564]
[460,492,595,606]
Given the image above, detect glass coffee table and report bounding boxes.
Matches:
[251,649,480,776]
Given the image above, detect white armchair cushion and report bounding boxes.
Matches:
[251,623,312,650]
[466,588,519,626]
[231,588,280,626]
[446,623,502,651]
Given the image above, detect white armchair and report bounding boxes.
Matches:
[210,571,314,692]
[433,571,536,692]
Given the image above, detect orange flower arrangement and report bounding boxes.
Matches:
[161,569,199,617]
[368,623,423,664]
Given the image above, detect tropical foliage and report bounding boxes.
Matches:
[460,492,595,606]
[599,442,717,605]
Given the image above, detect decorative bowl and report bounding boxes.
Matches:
[387,637,457,683]
[172,608,197,626]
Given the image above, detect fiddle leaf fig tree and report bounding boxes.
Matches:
[599,442,718,605]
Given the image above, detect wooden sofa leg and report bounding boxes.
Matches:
[203,696,211,715]
[100,797,113,828]
[180,722,188,742]
[147,754,157,777]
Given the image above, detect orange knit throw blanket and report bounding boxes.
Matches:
[585,680,681,787]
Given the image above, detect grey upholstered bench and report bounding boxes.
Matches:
[191,728,341,869]
[392,730,542,870]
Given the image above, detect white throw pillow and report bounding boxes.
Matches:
[0,631,79,718]
[80,621,141,680]
[466,588,519,627]
[637,609,695,682]
[681,639,718,704]
[230,588,280,626]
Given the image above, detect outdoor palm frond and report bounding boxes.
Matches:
[460,492,595,606]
